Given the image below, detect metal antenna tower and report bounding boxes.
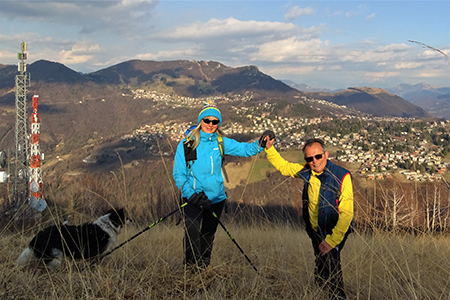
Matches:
[13,42,29,204]
[29,94,43,199]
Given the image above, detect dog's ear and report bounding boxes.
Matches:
[108,208,127,227]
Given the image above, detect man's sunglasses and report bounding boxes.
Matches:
[305,153,324,163]
[203,118,220,125]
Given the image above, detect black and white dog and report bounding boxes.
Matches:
[16,208,128,270]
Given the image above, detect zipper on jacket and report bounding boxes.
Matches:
[210,156,213,174]
[209,135,214,175]
[190,169,196,190]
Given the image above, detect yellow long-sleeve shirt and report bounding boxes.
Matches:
[265,146,353,248]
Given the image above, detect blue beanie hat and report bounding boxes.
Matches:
[197,99,222,126]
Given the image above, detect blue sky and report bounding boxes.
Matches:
[0,0,448,90]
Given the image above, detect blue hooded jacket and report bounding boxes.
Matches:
[173,130,263,204]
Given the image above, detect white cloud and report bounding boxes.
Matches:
[0,0,159,36]
[0,32,66,49]
[0,1,446,90]
[55,40,102,65]
[341,43,410,63]
[147,18,328,67]
[251,37,326,63]
[364,71,401,78]
[364,39,376,45]
[344,4,369,19]
[330,65,342,70]
[284,6,315,21]
[0,33,103,67]
[152,17,300,41]
[394,62,423,69]
[262,65,317,75]
[366,13,376,20]
[416,72,443,78]
[376,43,410,52]
[341,50,366,62]
[299,24,328,39]
[136,48,200,60]
[345,10,360,18]
[421,48,449,60]
[0,50,16,62]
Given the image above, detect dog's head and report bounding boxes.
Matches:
[106,208,131,229]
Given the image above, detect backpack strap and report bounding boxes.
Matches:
[183,139,197,167]
[181,134,229,183]
[217,136,229,183]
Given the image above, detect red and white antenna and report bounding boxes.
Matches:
[29,93,43,201]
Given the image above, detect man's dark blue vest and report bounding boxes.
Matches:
[298,160,352,240]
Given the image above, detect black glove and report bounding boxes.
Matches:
[259,130,276,148]
[187,192,212,211]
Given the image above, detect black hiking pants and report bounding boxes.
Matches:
[183,200,225,268]
[311,232,349,300]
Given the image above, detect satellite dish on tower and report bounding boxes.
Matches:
[29,196,47,212]
[0,171,7,183]
[0,151,6,168]
[30,181,39,193]
[29,196,38,208]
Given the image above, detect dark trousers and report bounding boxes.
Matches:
[183,200,225,268]
[311,232,349,300]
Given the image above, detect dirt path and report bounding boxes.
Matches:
[195,61,210,81]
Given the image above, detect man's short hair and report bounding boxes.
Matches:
[302,138,327,153]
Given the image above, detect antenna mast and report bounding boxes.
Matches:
[13,42,30,204]
[29,94,43,200]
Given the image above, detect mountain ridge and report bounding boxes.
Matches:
[0,59,440,182]
[0,60,435,147]
[0,59,437,121]
[304,86,431,118]
[0,59,433,116]
[288,81,448,119]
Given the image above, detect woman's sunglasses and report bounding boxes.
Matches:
[203,118,220,125]
[305,153,324,163]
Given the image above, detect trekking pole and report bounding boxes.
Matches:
[211,211,258,272]
[86,202,187,269]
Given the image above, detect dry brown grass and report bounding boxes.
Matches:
[2,217,450,299]
[1,155,450,299]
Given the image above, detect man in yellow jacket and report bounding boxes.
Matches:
[263,136,353,300]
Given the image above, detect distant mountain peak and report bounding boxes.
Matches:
[345,86,395,96]
[309,86,431,118]
[411,82,436,89]
[281,80,334,93]
[28,59,86,83]
[385,83,450,119]
[89,59,297,97]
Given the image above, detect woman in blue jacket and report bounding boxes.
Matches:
[173,100,266,269]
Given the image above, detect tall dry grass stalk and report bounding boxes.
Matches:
[2,223,450,299]
[2,154,450,299]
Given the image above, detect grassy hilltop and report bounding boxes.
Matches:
[1,221,448,299]
[1,154,449,299]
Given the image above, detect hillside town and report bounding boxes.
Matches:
[122,90,450,182]
[125,89,253,108]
